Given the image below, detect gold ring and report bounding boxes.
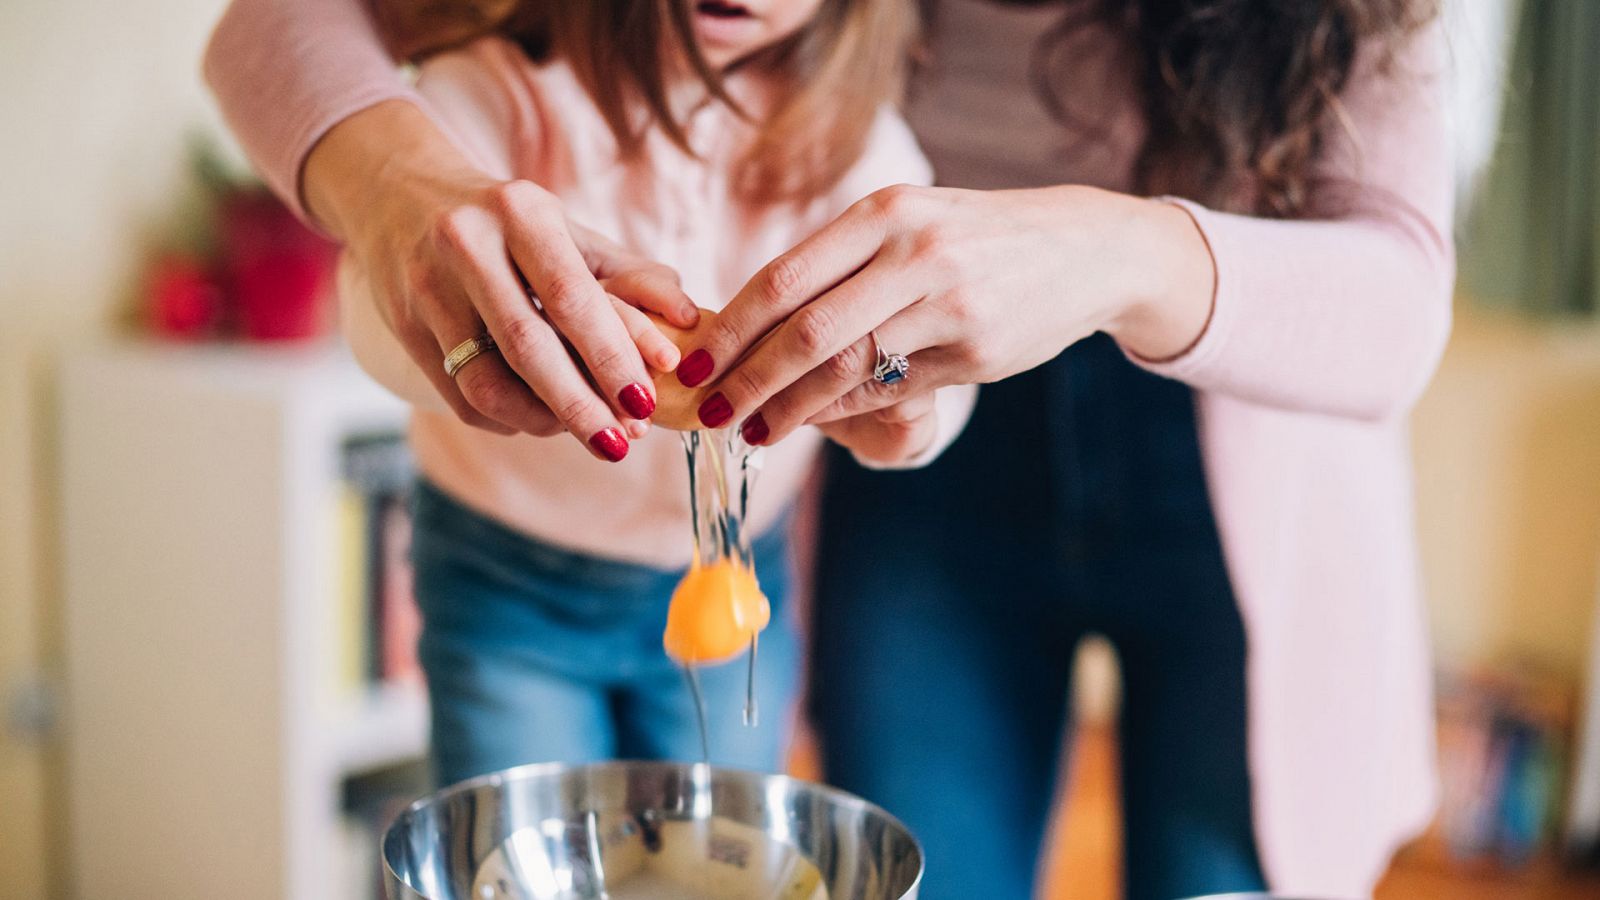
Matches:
[443,334,497,379]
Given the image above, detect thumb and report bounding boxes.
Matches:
[603,266,700,329]
[570,222,699,328]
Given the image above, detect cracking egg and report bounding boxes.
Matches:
[642,307,772,668]
[662,557,770,665]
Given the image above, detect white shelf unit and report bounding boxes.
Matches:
[59,340,424,900]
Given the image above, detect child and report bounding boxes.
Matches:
[340,0,975,784]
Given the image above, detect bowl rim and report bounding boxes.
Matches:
[381,758,926,899]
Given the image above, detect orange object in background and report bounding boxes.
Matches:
[662,557,770,665]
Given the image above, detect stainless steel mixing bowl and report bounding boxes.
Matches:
[383,761,924,900]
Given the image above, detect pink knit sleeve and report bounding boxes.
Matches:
[202,0,422,220]
[1135,22,1455,422]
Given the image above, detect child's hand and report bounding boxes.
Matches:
[814,394,938,467]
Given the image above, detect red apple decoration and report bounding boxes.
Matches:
[147,253,223,340]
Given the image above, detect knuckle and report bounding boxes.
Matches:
[871,183,920,221]
[762,394,796,424]
[703,316,742,356]
[910,224,958,274]
[945,292,973,327]
[760,256,806,305]
[729,365,768,406]
[833,389,865,414]
[498,315,554,364]
[824,342,866,383]
[539,270,596,314]
[943,289,981,330]
[491,179,546,220]
[583,339,630,379]
[791,305,836,356]
[861,377,900,406]
[549,392,597,429]
[431,207,477,254]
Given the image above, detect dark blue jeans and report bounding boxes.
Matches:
[411,479,798,786]
[810,334,1266,900]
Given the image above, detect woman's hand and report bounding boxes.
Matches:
[677,184,1216,445]
[306,101,699,459]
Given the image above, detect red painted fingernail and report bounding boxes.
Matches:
[740,413,769,446]
[618,382,655,419]
[698,392,733,428]
[588,427,629,462]
[677,349,714,388]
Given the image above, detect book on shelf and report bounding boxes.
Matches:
[336,434,422,696]
[1430,663,1576,869]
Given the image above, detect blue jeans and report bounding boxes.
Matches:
[810,334,1266,900]
[411,479,798,786]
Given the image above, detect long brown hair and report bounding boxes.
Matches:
[375,0,918,206]
[1027,0,1439,216]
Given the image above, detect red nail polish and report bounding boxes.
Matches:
[618,382,655,419]
[677,349,714,388]
[588,427,629,462]
[698,393,733,428]
[740,413,769,446]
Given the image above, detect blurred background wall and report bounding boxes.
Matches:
[0,2,232,895]
[1416,311,1600,679]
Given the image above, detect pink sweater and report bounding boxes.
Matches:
[205,3,1454,894]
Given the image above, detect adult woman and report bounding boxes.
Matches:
[686,6,1451,900]
[205,1,1450,898]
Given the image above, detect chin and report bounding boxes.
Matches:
[696,46,740,69]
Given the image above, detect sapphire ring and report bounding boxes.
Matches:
[870,331,910,385]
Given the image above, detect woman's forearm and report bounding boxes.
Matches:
[203,0,422,218]
[303,99,481,241]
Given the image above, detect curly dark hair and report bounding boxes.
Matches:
[1027,0,1439,216]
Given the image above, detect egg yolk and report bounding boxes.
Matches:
[663,558,771,665]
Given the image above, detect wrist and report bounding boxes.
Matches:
[1108,198,1217,362]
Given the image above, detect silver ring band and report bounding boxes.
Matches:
[443,334,497,379]
[870,331,910,385]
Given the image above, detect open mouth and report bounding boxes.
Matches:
[695,0,754,19]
